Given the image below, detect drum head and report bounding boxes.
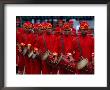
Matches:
[77,59,88,70]
[42,52,49,60]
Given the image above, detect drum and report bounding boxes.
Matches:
[59,55,76,73]
[46,52,60,67]
[28,51,33,58]
[32,53,37,59]
[32,53,41,60]
[42,51,50,60]
[23,47,28,56]
[77,58,88,70]
[65,62,76,73]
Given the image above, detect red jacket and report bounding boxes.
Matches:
[24,33,37,48]
[71,28,76,36]
[16,28,25,44]
[37,33,58,54]
[78,35,94,62]
[57,35,80,61]
[87,30,93,37]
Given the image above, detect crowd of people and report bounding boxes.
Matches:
[16,19,94,74]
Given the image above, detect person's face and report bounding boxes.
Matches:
[47,28,52,34]
[58,22,63,27]
[53,22,57,28]
[29,28,34,33]
[25,29,31,33]
[38,28,43,34]
[64,29,71,36]
[23,26,32,33]
[70,23,73,28]
[33,29,38,34]
[81,29,87,37]
[55,31,61,35]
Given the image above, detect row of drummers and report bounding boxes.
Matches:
[16,20,94,74]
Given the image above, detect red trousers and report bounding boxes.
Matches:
[31,59,41,74]
[24,56,31,74]
[18,54,25,74]
[25,56,41,74]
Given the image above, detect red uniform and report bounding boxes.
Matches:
[57,35,80,74]
[45,33,58,74]
[37,22,59,74]
[69,19,76,36]
[17,21,35,74]
[78,36,94,62]
[78,35,94,74]
[31,33,42,74]
[16,45,19,66]
[37,33,48,74]
[24,32,35,74]
[16,28,25,74]
[57,23,80,74]
[77,21,94,74]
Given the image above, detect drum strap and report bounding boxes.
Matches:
[60,35,65,54]
[42,35,48,51]
[76,36,82,57]
[35,34,40,49]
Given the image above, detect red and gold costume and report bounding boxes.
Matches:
[77,21,94,74]
[69,20,76,36]
[57,23,80,74]
[16,28,26,74]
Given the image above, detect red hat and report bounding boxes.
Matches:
[80,21,89,30]
[23,21,33,30]
[41,22,45,29]
[63,23,72,31]
[37,23,42,29]
[46,23,52,29]
[33,23,39,30]
[42,22,47,29]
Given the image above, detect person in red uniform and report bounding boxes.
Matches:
[55,26,63,41]
[23,21,41,74]
[36,23,49,74]
[56,20,64,33]
[33,23,39,35]
[46,23,59,74]
[30,23,42,74]
[37,22,58,74]
[52,25,63,74]
[57,23,80,74]
[69,19,76,36]
[16,28,23,74]
[17,21,34,74]
[58,20,64,27]
[16,22,30,74]
[76,21,94,74]
[16,27,25,74]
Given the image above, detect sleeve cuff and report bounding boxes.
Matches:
[20,43,25,46]
[53,52,58,56]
